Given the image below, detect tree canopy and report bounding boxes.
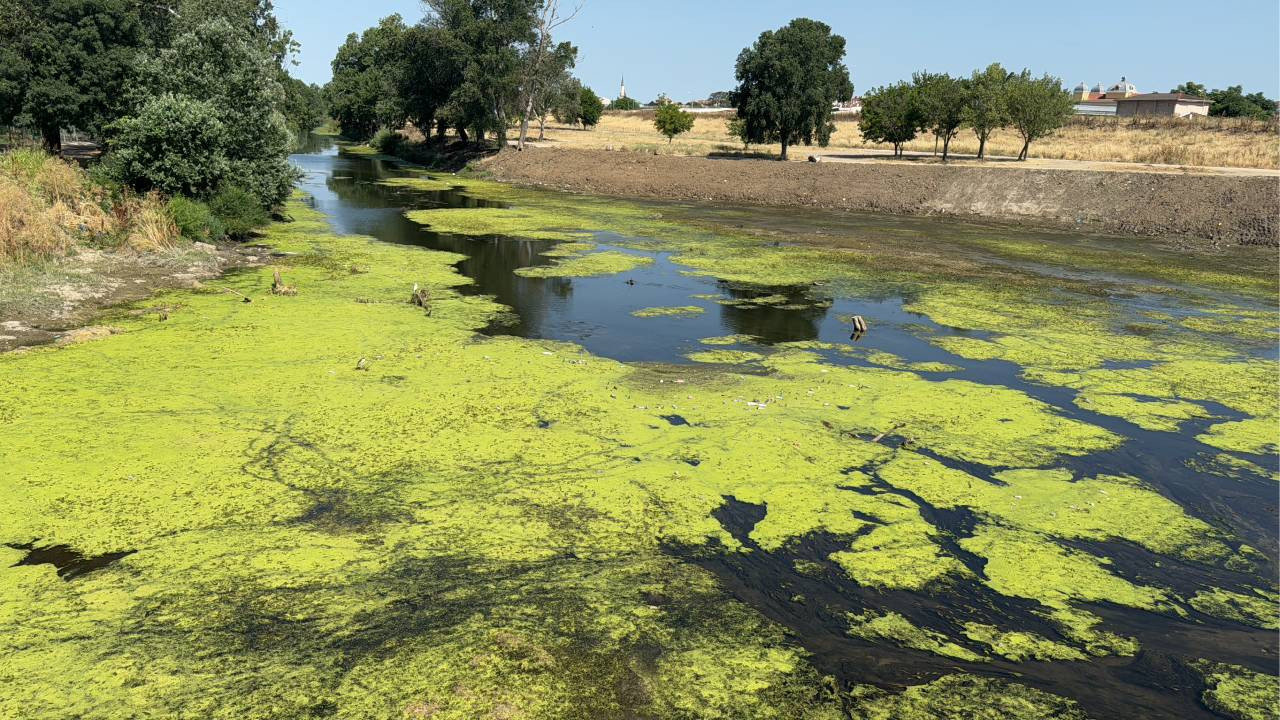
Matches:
[1005,71,1073,160]
[731,18,852,160]
[653,101,694,143]
[963,63,1011,160]
[912,71,968,161]
[858,82,920,157]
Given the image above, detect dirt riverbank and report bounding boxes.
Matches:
[482,148,1280,246]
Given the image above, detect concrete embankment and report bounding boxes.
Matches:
[482,149,1280,246]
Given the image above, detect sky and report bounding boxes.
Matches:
[277,0,1280,101]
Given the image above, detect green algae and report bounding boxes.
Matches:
[846,674,1088,720]
[539,241,596,257]
[513,250,653,278]
[699,334,757,346]
[687,349,765,365]
[861,350,961,374]
[847,611,984,661]
[1190,588,1279,630]
[961,623,1087,662]
[632,305,706,318]
[1,171,1275,717]
[1194,661,1280,720]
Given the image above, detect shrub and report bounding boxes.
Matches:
[653,102,695,143]
[122,193,180,252]
[104,94,230,198]
[209,186,269,239]
[167,195,224,242]
[372,127,405,155]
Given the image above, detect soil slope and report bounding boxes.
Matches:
[482,148,1280,246]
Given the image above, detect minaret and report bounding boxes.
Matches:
[620,75,626,99]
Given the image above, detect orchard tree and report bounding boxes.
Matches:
[963,63,1011,160]
[1005,71,1072,160]
[0,0,149,151]
[732,18,852,160]
[858,82,920,157]
[653,101,694,143]
[912,71,967,161]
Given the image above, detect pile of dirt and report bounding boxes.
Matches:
[482,149,1279,246]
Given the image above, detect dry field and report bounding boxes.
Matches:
[534,111,1280,170]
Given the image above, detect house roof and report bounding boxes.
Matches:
[1075,99,1117,106]
[1117,93,1211,103]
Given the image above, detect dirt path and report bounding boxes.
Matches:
[482,147,1280,246]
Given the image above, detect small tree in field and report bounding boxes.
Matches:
[859,82,920,157]
[654,102,694,143]
[612,96,640,110]
[963,63,1011,160]
[1006,71,1073,160]
[578,86,604,128]
[913,71,967,161]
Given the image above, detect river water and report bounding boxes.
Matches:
[290,138,1278,719]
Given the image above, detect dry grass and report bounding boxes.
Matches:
[0,148,179,263]
[535,112,1280,169]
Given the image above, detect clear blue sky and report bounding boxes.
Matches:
[277,0,1280,101]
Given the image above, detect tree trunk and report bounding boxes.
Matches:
[41,124,61,153]
[1019,138,1030,161]
[941,134,951,162]
[977,133,987,160]
[517,94,534,150]
[933,134,938,156]
[537,113,546,141]
[436,118,447,141]
[780,139,788,161]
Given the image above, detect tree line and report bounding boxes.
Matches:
[859,65,1073,161]
[0,0,324,217]
[326,0,599,150]
[1169,82,1278,119]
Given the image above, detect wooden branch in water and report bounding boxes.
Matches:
[870,422,905,443]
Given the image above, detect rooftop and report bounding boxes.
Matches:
[1118,93,1211,103]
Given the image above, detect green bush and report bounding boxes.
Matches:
[167,195,224,241]
[611,96,641,111]
[372,128,404,156]
[209,186,268,239]
[103,94,230,198]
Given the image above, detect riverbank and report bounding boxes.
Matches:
[481,148,1280,246]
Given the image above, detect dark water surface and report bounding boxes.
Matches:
[290,138,1277,720]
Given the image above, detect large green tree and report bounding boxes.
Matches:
[428,0,539,149]
[114,16,298,206]
[963,63,1011,160]
[858,82,920,157]
[326,15,409,141]
[0,0,150,151]
[515,0,578,149]
[396,24,466,137]
[1208,86,1277,119]
[912,71,967,161]
[1005,70,1073,160]
[1170,81,1208,97]
[732,18,852,160]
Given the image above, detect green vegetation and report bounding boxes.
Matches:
[730,18,852,160]
[1172,81,1278,119]
[1194,661,1280,720]
[861,64,1071,161]
[632,305,706,318]
[848,675,1088,720]
[612,96,641,111]
[654,101,696,144]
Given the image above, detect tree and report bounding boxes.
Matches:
[858,82,920,157]
[325,15,408,141]
[1005,71,1072,160]
[578,87,603,128]
[0,0,148,151]
[1170,81,1208,97]
[1208,86,1277,119]
[396,24,466,138]
[913,71,967,161]
[611,96,640,111]
[963,63,1011,160]
[104,94,229,197]
[653,101,694,143]
[122,17,299,206]
[281,77,329,138]
[550,76,584,126]
[516,0,579,150]
[428,0,539,150]
[726,117,750,150]
[732,18,852,160]
[707,90,734,107]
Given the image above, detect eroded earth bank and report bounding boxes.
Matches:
[482,148,1280,247]
[0,142,1276,720]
